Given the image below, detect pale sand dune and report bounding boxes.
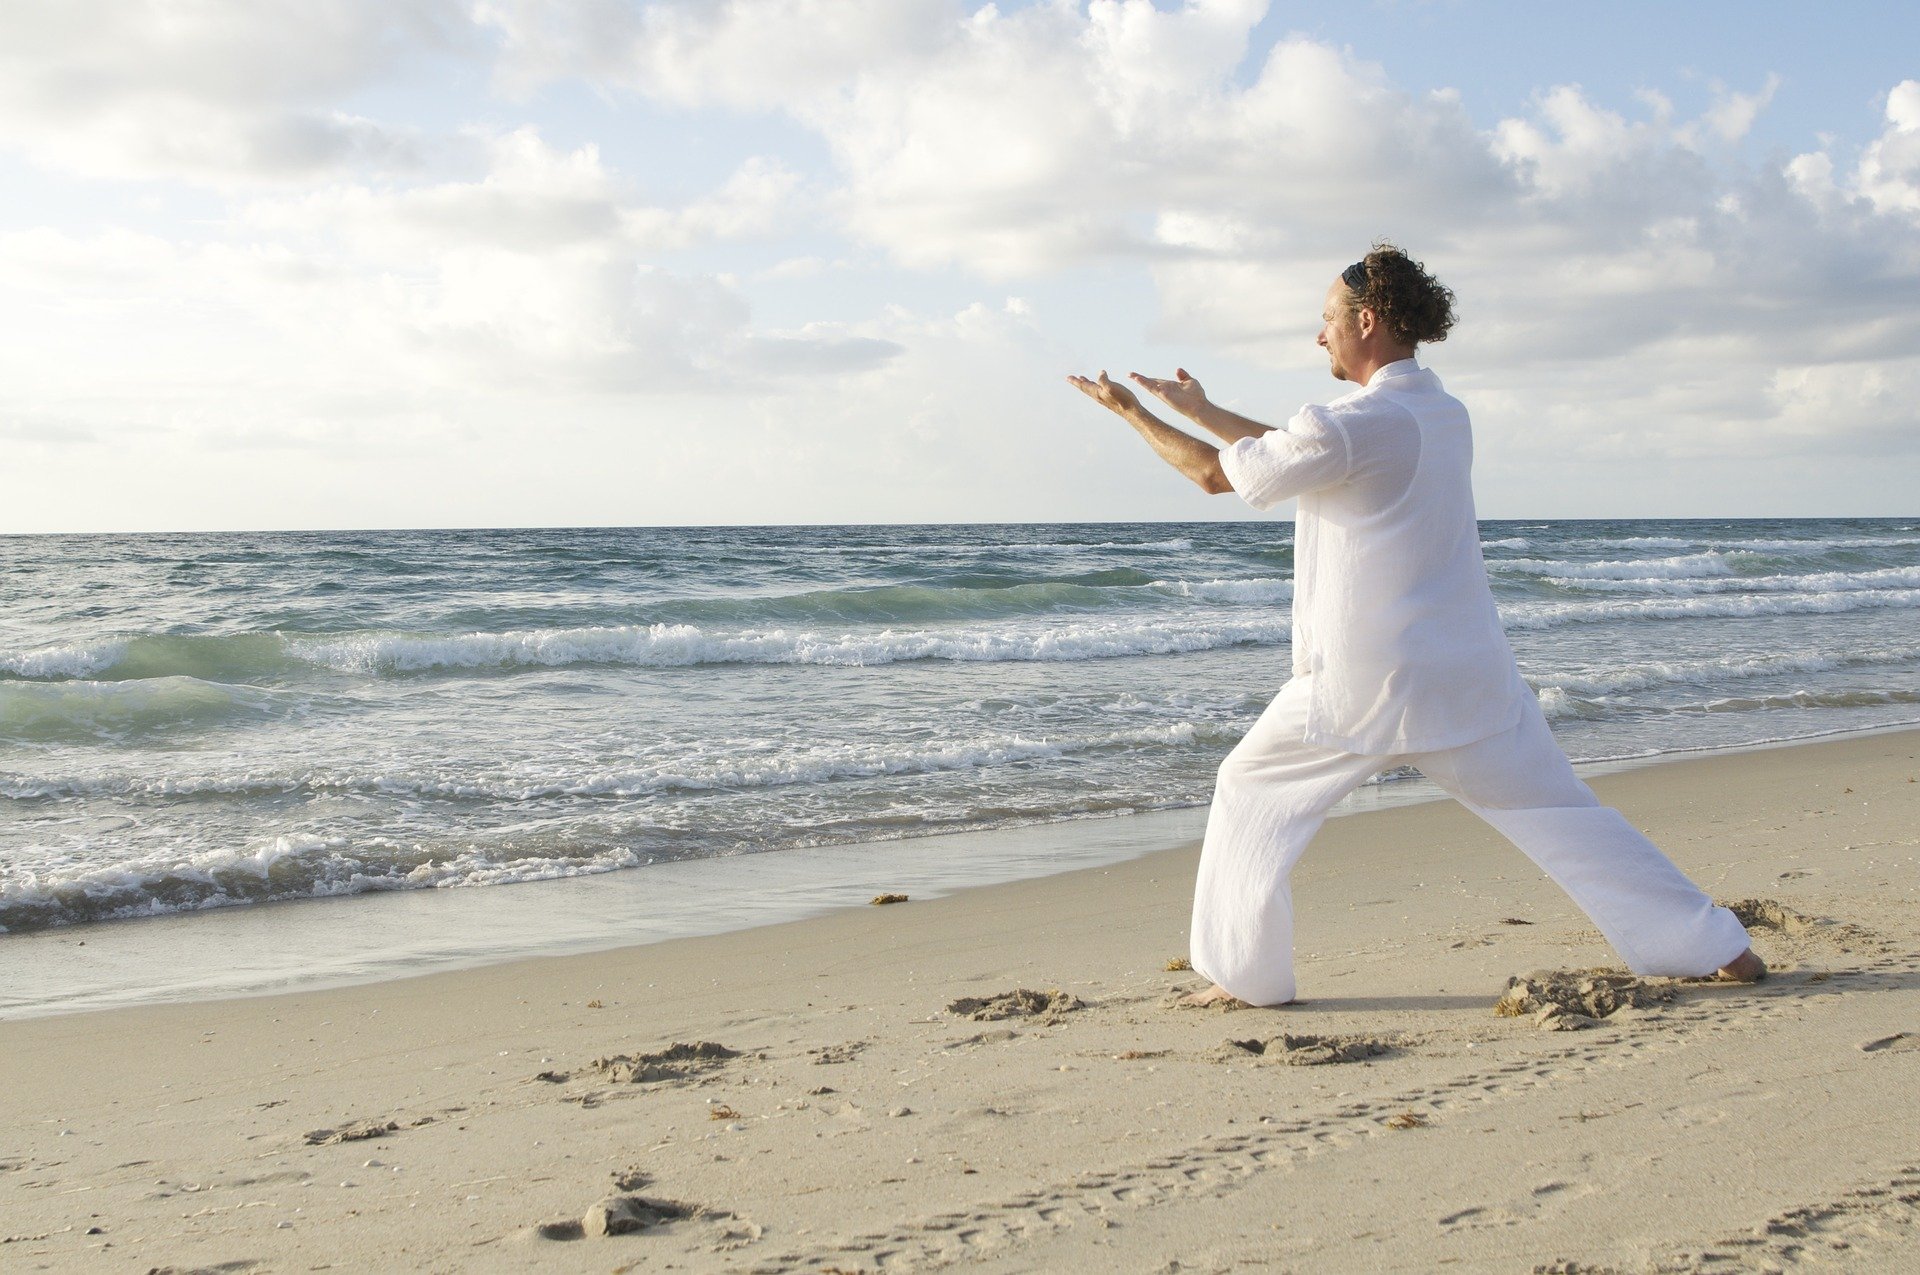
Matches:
[3,730,1917,1272]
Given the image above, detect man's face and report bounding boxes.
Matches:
[1317,279,1359,382]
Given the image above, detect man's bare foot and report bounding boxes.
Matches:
[1175,984,1260,1009]
[1715,948,1768,983]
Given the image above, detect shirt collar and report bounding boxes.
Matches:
[1366,357,1422,387]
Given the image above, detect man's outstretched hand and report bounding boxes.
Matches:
[1066,370,1141,416]
[1129,368,1208,418]
[1067,366,1231,496]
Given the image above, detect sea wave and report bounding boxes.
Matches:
[1574,534,1920,554]
[0,676,284,742]
[1501,588,1920,630]
[1688,688,1920,715]
[663,573,1293,620]
[10,582,1918,685]
[1540,684,1920,722]
[1606,536,1695,550]
[789,535,1203,557]
[0,834,652,933]
[1541,565,1920,597]
[1714,536,1920,553]
[1528,643,1920,699]
[294,615,1296,673]
[0,721,1235,804]
[0,633,299,683]
[0,719,1238,931]
[1493,552,1739,580]
[1147,577,1292,603]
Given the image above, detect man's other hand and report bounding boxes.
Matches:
[1066,370,1141,416]
[1129,368,1208,418]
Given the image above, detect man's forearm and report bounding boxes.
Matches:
[1183,400,1274,445]
[1122,405,1232,496]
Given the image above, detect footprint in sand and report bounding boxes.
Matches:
[1860,1032,1917,1054]
[302,1119,400,1146]
[808,1040,868,1065]
[946,989,1085,1022]
[589,1041,742,1084]
[535,1195,695,1240]
[1724,897,1878,948]
[1495,970,1679,1030]
[1214,1033,1398,1066]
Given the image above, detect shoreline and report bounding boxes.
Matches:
[2,725,1915,1270]
[7,717,1920,1022]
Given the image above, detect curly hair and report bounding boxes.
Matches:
[1343,241,1456,347]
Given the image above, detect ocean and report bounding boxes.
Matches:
[4,518,1918,1010]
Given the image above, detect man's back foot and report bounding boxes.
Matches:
[1715,948,1768,983]
[1175,983,1265,1009]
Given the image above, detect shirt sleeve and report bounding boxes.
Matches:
[1217,405,1354,511]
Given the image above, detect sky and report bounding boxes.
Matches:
[2,0,1917,533]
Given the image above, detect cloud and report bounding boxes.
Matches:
[3,1,1915,529]
[464,3,1910,468]
[0,125,898,471]
[1854,79,1920,214]
[240,128,804,258]
[477,0,959,108]
[0,0,468,183]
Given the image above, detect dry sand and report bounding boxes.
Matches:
[4,729,1918,1272]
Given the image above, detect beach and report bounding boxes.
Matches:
[5,727,1916,1272]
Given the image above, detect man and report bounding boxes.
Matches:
[1068,242,1762,1007]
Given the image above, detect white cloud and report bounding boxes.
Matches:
[0,125,897,483]
[477,0,958,108]
[241,128,803,259]
[1855,79,1920,214]
[1680,74,1782,147]
[0,0,468,183]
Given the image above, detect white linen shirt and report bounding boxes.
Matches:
[1217,358,1531,754]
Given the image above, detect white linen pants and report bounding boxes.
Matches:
[1190,675,1751,1006]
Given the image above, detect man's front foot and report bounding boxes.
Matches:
[1715,948,1768,983]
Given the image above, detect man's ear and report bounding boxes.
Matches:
[1355,306,1378,339]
